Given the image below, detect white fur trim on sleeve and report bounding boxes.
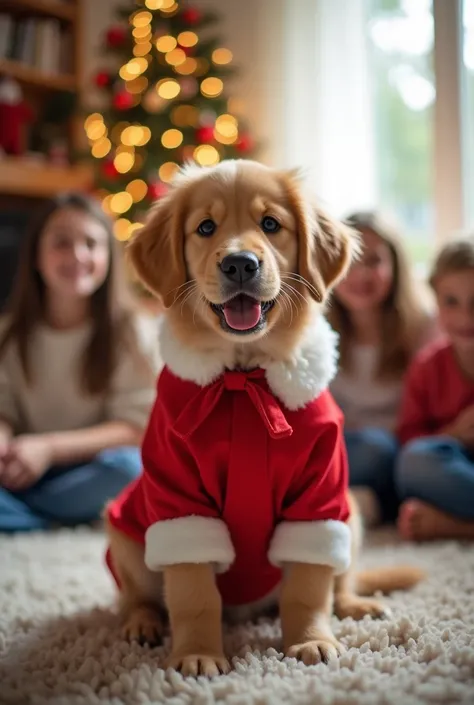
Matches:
[268,520,351,575]
[144,516,235,573]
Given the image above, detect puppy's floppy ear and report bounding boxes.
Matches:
[283,172,359,302]
[303,204,359,301]
[127,189,186,308]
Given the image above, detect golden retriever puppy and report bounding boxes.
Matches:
[105,160,422,677]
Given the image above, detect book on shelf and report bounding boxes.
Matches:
[0,14,14,59]
[0,14,73,76]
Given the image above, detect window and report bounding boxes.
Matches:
[463,0,474,229]
[366,0,435,266]
[276,0,471,269]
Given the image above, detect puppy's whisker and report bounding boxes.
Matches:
[282,283,304,325]
[177,283,199,315]
[174,281,196,299]
[192,294,206,327]
[180,292,197,315]
[281,281,300,306]
[278,291,288,316]
[168,279,197,298]
[177,286,196,310]
[173,281,197,307]
[284,273,320,301]
[279,286,295,327]
[285,292,295,328]
[281,281,306,307]
[280,294,292,327]
[278,288,292,319]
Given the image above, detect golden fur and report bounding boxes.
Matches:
[127,161,355,368]
[107,161,423,677]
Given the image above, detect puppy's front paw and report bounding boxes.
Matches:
[286,637,345,665]
[166,653,231,677]
[122,606,164,647]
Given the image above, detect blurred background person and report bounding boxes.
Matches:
[0,193,161,531]
[328,211,437,526]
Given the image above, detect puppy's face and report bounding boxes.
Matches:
[129,160,356,343]
[182,163,299,338]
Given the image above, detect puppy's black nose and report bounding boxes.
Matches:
[220,251,260,284]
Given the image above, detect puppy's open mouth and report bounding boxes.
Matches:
[210,294,275,334]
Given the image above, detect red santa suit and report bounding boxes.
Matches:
[106,315,351,606]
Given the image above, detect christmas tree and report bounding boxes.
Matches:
[84,0,256,243]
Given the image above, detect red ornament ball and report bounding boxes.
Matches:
[181,7,202,25]
[95,71,111,88]
[113,91,134,111]
[195,126,215,144]
[102,160,119,180]
[106,26,127,48]
[235,133,254,154]
[148,181,169,200]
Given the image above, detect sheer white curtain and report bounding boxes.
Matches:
[259,0,378,218]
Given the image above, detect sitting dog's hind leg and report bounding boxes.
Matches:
[106,517,166,646]
[333,494,391,621]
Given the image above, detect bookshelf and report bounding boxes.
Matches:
[0,0,91,198]
[1,1,77,22]
[0,156,91,197]
[0,57,77,90]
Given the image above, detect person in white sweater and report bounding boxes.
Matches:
[0,193,161,531]
[328,211,437,525]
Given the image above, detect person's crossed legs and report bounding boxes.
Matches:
[396,436,474,541]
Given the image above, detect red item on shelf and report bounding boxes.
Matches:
[95,71,112,88]
[106,26,127,48]
[181,7,202,25]
[195,125,215,143]
[0,78,33,156]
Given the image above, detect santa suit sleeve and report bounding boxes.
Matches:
[268,405,351,575]
[141,373,235,574]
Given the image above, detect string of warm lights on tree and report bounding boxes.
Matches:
[84,0,255,242]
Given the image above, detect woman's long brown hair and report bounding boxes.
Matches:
[0,192,136,395]
[326,210,432,379]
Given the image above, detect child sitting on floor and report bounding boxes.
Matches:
[396,236,474,541]
[0,193,160,531]
[328,211,436,526]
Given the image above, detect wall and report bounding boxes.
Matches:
[82,0,284,165]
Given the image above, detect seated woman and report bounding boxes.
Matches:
[0,193,161,531]
[328,211,437,526]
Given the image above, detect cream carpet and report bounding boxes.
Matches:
[1,527,474,705]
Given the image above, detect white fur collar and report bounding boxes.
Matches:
[159,314,339,410]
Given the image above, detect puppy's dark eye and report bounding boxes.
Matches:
[261,216,281,234]
[197,219,216,237]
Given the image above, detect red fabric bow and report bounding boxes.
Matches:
[174,369,293,440]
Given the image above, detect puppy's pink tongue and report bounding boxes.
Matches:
[223,296,261,330]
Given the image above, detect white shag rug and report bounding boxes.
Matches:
[1,528,474,705]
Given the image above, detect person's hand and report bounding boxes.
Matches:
[0,428,13,477]
[1,434,53,492]
[443,405,474,446]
